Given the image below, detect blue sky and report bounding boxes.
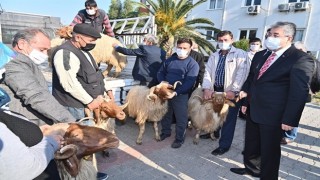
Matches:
[0,0,112,25]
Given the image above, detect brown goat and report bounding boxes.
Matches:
[188,88,235,144]
[53,123,119,179]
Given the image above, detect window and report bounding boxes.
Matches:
[288,0,309,3]
[239,29,257,40]
[294,29,304,41]
[209,0,223,9]
[1,27,19,44]
[206,30,215,41]
[244,0,261,6]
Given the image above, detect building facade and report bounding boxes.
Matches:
[0,11,61,46]
[189,0,319,58]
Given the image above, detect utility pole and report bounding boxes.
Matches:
[0,3,4,42]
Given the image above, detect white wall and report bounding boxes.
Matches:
[190,0,320,54]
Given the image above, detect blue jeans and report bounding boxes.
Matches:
[283,127,298,141]
[218,100,241,149]
[65,106,85,120]
[161,94,189,142]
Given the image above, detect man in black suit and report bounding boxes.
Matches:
[112,34,166,87]
[230,22,314,179]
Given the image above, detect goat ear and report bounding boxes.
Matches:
[225,100,235,107]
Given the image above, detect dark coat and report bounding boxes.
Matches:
[242,45,314,127]
[115,45,166,86]
[189,50,205,90]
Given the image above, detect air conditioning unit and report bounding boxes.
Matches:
[278,3,290,12]
[293,2,309,11]
[247,5,261,15]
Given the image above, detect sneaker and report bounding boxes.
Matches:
[97,172,109,180]
[171,140,183,148]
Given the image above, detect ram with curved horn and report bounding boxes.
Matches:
[49,123,119,179]
[188,88,235,144]
[125,81,181,145]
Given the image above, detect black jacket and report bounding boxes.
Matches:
[242,45,314,127]
[189,50,205,90]
[51,41,105,108]
[115,45,166,86]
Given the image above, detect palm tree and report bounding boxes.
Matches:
[136,0,219,55]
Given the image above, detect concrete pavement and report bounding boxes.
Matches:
[40,62,319,179]
[97,103,320,180]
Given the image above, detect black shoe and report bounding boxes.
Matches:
[199,133,211,139]
[230,168,260,178]
[171,140,183,148]
[211,147,229,156]
[97,172,109,180]
[160,133,171,141]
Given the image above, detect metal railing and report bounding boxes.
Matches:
[109,16,156,48]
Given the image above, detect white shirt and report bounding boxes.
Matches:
[268,44,291,66]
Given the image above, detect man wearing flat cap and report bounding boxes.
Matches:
[51,23,104,120]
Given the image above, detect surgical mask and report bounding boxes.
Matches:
[264,37,281,51]
[176,49,189,59]
[86,9,96,16]
[29,49,48,65]
[250,44,260,52]
[81,43,96,51]
[218,42,231,50]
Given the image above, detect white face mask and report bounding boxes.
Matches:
[86,9,96,15]
[218,42,231,50]
[250,44,260,52]
[29,49,48,65]
[176,48,189,59]
[264,37,281,51]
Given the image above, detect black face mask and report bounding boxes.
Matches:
[81,43,96,51]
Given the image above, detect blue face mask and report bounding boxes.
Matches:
[0,42,16,69]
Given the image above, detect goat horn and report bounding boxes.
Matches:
[103,97,111,102]
[193,95,204,102]
[55,144,78,160]
[120,101,129,109]
[77,117,95,123]
[147,86,156,101]
[173,81,182,89]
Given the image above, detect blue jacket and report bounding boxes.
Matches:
[157,54,199,95]
[115,45,166,86]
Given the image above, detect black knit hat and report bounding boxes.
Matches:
[73,23,101,39]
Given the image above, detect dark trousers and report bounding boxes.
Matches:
[218,100,241,149]
[244,117,283,180]
[34,160,61,180]
[161,94,188,142]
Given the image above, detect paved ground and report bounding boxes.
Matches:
[40,62,319,179]
[96,103,320,180]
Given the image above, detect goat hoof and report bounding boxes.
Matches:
[102,150,110,158]
[193,139,199,145]
[136,141,142,145]
[155,136,160,141]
